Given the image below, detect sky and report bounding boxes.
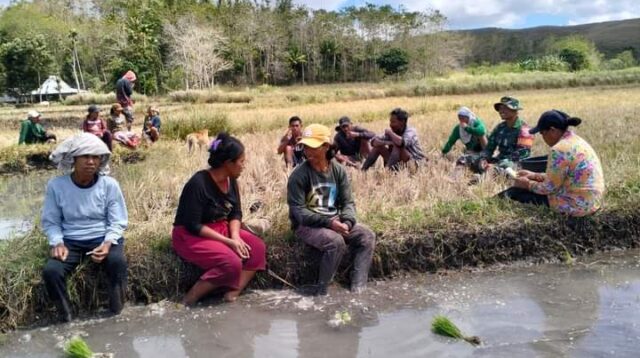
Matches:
[297,0,640,29]
[0,0,637,30]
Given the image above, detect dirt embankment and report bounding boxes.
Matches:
[1,207,638,332]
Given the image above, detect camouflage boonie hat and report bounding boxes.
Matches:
[494,96,522,111]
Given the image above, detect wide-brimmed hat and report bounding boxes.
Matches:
[299,124,331,148]
[493,96,522,111]
[335,116,352,131]
[27,110,41,119]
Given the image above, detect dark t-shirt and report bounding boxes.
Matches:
[281,135,306,167]
[173,170,242,235]
[334,126,375,156]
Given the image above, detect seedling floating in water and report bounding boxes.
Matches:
[431,315,481,346]
[64,337,93,358]
[328,310,352,328]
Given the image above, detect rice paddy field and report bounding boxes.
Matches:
[0,73,639,331]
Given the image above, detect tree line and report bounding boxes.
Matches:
[0,0,465,97]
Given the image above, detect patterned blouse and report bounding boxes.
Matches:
[529,131,605,217]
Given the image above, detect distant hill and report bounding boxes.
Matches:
[460,18,640,64]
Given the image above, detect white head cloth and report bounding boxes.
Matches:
[458,106,478,144]
[49,132,111,175]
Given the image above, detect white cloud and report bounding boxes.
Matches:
[294,0,640,29]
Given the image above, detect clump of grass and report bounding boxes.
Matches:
[63,92,150,106]
[431,315,481,346]
[162,111,230,140]
[168,90,253,104]
[64,336,93,358]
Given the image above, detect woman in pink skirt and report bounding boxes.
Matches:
[173,133,266,305]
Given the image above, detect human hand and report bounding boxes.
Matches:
[50,243,69,261]
[330,218,350,236]
[384,128,394,136]
[228,238,250,259]
[347,131,360,139]
[517,169,534,177]
[513,177,530,189]
[459,122,468,129]
[90,242,112,263]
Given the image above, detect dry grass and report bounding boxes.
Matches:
[1,83,640,331]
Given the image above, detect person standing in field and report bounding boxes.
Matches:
[362,108,425,171]
[116,70,137,131]
[18,110,57,145]
[287,124,376,296]
[173,133,266,305]
[82,105,112,151]
[277,116,306,168]
[333,116,375,168]
[500,110,605,217]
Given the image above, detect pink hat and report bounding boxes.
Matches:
[123,70,137,82]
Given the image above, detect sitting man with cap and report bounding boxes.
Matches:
[333,116,375,168]
[473,96,533,174]
[287,123,376,295]
[18,110,57,145]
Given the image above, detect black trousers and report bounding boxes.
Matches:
[42,237,127,315]
[497,187,549,206]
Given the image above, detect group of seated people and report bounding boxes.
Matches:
[41,128,374,322]
[18,104,161,152]
[39,94,604,323]
[81,104,161,150]
[278,95,605,217]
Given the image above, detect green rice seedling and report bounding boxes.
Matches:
[64,336,94,358]
[431,315,481,346]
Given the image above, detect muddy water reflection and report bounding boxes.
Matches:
[2,251,639,358]
[0,174,51,240]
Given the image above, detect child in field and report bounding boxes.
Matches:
[142,106,161,143]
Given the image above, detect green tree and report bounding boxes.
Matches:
[286,46,307,84]
[548,36,602,71]
[615,50,636,68]
[0,35,54,98]
[376,48,409,77]
[559,48,588,71]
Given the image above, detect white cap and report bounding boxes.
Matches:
[27,110,41,119]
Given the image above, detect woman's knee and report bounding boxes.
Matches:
[105,251,128,272]
[241,230,266,254]
[42,260,64,281]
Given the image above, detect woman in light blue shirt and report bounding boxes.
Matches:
[41,133,128,322]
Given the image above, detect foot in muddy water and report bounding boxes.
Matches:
[3,250,640,358]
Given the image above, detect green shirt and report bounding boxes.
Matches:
[481,117,533,162]
[441,118,486,154]
[287,160,357,230]
[18,119,47,145]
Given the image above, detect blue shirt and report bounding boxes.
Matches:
[42,175,128,247]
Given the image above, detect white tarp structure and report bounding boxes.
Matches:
[31,76,81,96]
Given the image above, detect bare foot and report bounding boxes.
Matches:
[224,291,240,302]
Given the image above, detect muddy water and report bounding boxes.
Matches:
[2,250,639,358]
[0,174,51,240]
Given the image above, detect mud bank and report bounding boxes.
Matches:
[0,146,148,175]
[1,205,639,332]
